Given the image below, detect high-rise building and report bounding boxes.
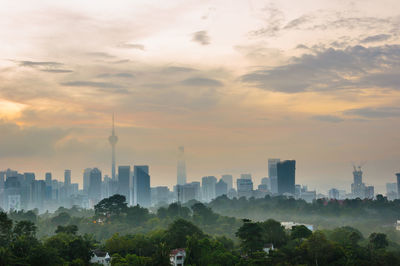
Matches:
[0,171,5,189]
[237,178,253,198]
[88,168,102,206]
[221,175,233,190]
[329,188,339,199]
[240,174,252,180]
[386,182,398,201]
[118,166,131,202]
[108,114,118,181]
[268,159,280,194]
[153,186,170,205]
[261,177,270,191]
[30,180,46,211]
[45,172,52,186]
[177,146,187,185]
[365,186,374,199]
[215,179,228,198]
[64,170,71,186]
[134,165,151,207]
[83,168,92,193]
[202,176,217,202]
[24,172,35,185]
[277,160,296,195]
[351,166,365,198]
[397,173,400,199]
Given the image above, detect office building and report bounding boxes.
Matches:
[152,186,170,206]
[386,182,398,200]
[202,176,217,202]
[64,170,71,186]
[397,173,400,199]
[88,168,102,206]
[109,114,118,181]
[277,160,296,195]
[365,186,374,199]
[177,146,187,185]
[351,166,366,198]
[134,165,151,207]
[45,172,52,186]
[237,178,253,198]
[215,179,228,197]
[118,166,131,202]
[329,188,339,200]
[268,159,280,194]
[83,168,92,193]
[240,174,252,180]
[221,175,233,190]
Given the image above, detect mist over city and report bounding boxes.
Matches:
[1,1,400,265]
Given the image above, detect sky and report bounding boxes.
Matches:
[1,0,400,194]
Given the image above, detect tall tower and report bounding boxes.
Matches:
[177,146,187,185]
[108,113,118,181]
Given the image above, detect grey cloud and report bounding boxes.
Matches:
[360,34,391,43]
[296,44,309,50]
[163,66,196,73]
[180,77,222,87]
[0,121,69,157]
[343,107,400,118]
[40,69,73,73]
[61,81,124,88]
[97,72,134,78]
[192,31,210,45]
[241,45,400,93]
[311,115,344,123]
[284,15,312,30]
[17,60,63,67]
[118,43,145,50]
[250,6,284,37]
[86,52,115,58]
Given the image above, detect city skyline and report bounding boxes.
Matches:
[1,0,400,194]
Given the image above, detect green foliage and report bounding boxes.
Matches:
[291,225,312,240]
[164,218,205,249]
[55,224,79,235]
[369,232,389,250]
[95,194,128,220]
[51,211,71,225]
[236,219,265,255]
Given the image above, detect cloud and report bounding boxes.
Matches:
[61,81,125,89]
[249,5,284,37]
[97,72,135,78]
[284,15,312,30]
[311,115,344,123]
[192,31,210,45]
[343,107,400,118]
[0,121,69,157]
[86,52,115,58]
[360,34,391,43]
[180,77,222,87]
[241,45,400,93]
[118,43,145,50]
[40,69,73,73]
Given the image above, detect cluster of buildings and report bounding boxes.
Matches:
[1,116,399,213]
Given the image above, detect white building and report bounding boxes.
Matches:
[281,221,314,231]
[170,248,186,266]
[90,250,110,266]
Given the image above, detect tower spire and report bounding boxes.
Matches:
[109,113,118,181]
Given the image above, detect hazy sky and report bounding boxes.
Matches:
[1,0,400,193]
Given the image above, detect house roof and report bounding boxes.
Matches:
[170,248,185,256]
[93,250,108,257]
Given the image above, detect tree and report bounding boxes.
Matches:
[191,203,218,225]
[164,219,205,249]
[369,233,388,250]
[51,212,71,225]
[236,220,264,255]
[55,225,78,235]
[0,212,13,246]
[260,219,288,247]
[291,225,312,240]
[94,194,128,220]
[13,220,37,239]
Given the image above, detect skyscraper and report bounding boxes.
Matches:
[45,172,52,186]
[201,176,217,202]
[177,146,187,185]
[277,160,296,195]
[83,168,92,193]
[215,179,228,198]
[134,165,150,207]
[351,166,365,198]
[88,168,102,206]
[221,175,233,190]
[118,166,130,202]
[108,113,118,181]
[397,173,400,199]
[64,170,71,186]
[268,159,280,194]
[237,178,253,198]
